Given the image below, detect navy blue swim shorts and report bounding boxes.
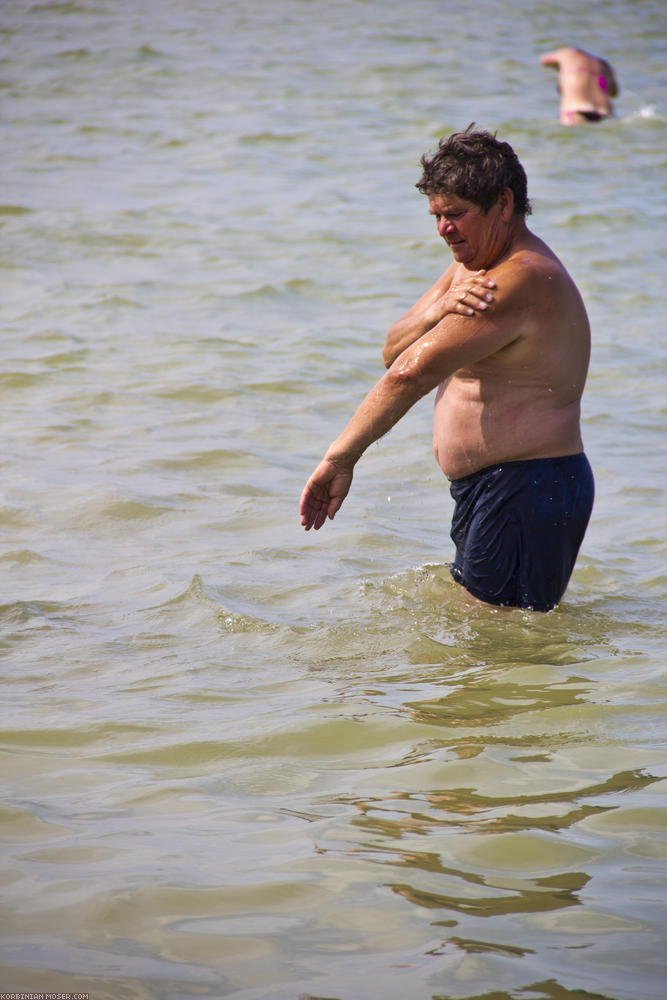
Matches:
[449,453,594,612]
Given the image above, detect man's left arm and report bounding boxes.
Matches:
[300,362,436,529]
[300,265,527,530]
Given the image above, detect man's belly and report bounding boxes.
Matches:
[433,383,583,480]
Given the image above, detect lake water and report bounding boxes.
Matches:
[1,1,666,998]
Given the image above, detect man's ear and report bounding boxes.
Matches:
[500,187,515,221]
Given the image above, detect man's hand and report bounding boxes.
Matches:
[437,270,496,320]
[300,458,353,530]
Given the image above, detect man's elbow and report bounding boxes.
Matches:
[382,327,400,368]
[383,358,438,398]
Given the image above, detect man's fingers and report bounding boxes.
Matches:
[300,484,335,531]
[300,484,324,530]
[302,503,326,531]
[327,496,343,520]
[466,283,495,306]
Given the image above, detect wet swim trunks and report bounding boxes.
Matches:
[449,454,594,612]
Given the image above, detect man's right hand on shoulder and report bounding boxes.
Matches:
[445,270,496,319]
[383,269,496,368]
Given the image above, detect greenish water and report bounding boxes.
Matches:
[1,1,666,998]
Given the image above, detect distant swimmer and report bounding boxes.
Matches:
[540,47,619,125]
[300,128,595,612]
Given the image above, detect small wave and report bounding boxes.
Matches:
[0,370,45,390]
[27,2,85,13]
[137,44,168,60]
[232,277,324,301]
[150,448,256,472]
[151,575,282,635]
[0,548,53,567]
[101,498,173,521]
[0,204,33,215]
[557,211,634,228]
[238,131,304,145]
[0,804,71,842]
[57,47,92,60]
[83,295,145,310]
[152,383,236,404]
[634,104,664,121]
[0,598,80,632]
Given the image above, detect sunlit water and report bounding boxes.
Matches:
[1,1,666,998]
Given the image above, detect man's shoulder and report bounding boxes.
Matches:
[491,241,568,293]
[486,241,578,329]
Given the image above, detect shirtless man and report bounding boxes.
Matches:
[300,129,594,611]
[540,47,618,125]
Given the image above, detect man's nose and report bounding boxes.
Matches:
[438,218,454,236]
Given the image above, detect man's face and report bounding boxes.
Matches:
[428,192,506,269]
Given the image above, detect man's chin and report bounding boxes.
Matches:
[452,247,486,269]
[450,242,470,259]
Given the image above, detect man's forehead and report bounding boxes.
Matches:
[427,192,476,213]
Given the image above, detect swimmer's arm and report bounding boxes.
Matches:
[539,51,561,69]
[383,265,496,368]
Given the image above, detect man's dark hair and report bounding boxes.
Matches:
[416,125,532,216]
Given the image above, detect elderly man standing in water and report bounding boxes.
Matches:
[300,128,594,611]
[540,47,619,125]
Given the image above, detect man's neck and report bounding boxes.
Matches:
[469,218,526,271]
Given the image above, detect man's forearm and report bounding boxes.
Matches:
[324,368,433,467]
[383,310,439,368]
